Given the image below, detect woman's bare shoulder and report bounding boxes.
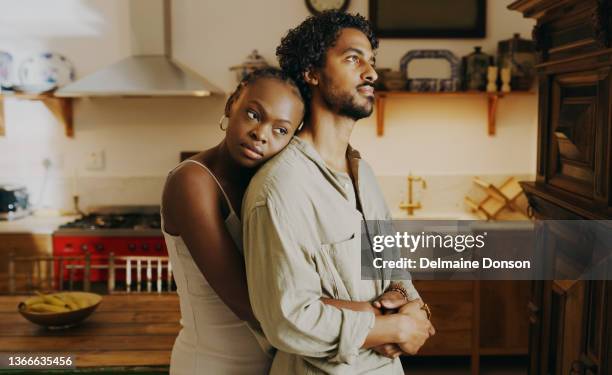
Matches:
[162,160,222,233]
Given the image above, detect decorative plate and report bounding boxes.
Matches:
[18,52,75,89]
[0,51,13,89]
[400,49,462,92]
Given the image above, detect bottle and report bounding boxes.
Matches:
[462,46,493,91]
[497,33,536,91]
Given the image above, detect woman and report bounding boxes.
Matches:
[161,67,416,375]
[161,67,305,374]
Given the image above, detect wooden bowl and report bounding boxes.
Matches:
[18,292,102,329]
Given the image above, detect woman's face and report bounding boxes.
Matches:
[225,78,304,168]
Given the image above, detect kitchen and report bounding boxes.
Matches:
[0,0,610,374]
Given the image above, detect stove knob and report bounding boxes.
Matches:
[128,243,136,251]
[142,243,149,251]
[155,243,162,252]
[80,244,89,252]
[95,244,105,252]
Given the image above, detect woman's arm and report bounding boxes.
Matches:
[320,298,381,316]
[162,164,256,323]
[321,297,432,356]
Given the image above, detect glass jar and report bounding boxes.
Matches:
[497,33,536,91]
[462,46,493,91]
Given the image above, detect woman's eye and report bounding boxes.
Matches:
[246,109,259,121]
[273,127,288,136]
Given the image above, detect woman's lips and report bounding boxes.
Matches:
[241,144,263,160]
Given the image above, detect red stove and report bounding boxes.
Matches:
[52,206,167,282]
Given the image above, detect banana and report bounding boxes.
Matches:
[28,303,70,313]
[23,296,44,307]
[35,292,68,308]
[55,294,79,310]
[70,295,90,309]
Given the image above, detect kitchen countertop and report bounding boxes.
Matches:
[0,293,179,372]
[0,215,80,234]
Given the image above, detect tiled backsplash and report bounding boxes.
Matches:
[16,174,535,218]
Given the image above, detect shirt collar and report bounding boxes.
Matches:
[291,136,362,168]
[291,136,364,205]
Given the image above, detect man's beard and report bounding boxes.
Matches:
[320,78,374,120]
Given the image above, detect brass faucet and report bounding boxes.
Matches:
[400,173,427,216]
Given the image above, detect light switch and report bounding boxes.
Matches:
[85,150,105,171]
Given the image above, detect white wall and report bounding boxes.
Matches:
[0,0,536,210]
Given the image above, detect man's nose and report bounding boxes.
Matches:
[362,62,378,84]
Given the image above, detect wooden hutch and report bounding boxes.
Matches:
[510,0,612,374]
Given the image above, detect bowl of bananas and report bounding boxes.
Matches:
[18,292,102,329]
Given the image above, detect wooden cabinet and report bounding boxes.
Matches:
[414,279,530,371]
[510,1,612,374]
[0,233,53,292]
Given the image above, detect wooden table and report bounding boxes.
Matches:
[0,294,180,372]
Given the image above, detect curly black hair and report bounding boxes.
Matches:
[225,67,303,116]
[276,11,378,115]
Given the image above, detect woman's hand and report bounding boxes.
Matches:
[372,290,407,314]
[372,343,403,359]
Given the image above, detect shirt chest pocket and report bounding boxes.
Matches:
[314,232,362,300]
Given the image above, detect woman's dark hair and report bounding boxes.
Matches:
[225,67,303,116]
[276,11,378,114]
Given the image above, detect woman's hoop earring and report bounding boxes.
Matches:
[218,115,229,131]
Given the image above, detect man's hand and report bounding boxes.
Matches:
[370,295,435,357]
[398,300,436,337]
[395,314,432,355]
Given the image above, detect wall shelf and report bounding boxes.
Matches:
[374,91,536,137]
[0,92,73,138]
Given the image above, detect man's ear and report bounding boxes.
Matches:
[303,68,319,86]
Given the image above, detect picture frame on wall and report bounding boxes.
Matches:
[369,0,486,38]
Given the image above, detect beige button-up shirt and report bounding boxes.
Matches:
[243,137,420,375]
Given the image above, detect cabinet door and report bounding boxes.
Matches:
[548,280,587,375]
[528,280,544,375]
[547,68,609,204]
[581,280,605,375]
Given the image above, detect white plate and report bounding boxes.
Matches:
[18,52,75,88]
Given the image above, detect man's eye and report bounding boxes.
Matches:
[246,109,259,121]
[347,55,359,63]
[273,127,288,136]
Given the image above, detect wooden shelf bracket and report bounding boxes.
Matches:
[42,97,74,138]
[374,91,531,137]
[0,94,73,138]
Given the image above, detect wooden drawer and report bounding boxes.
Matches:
[541,67,610,205]
[413,280,529,356]
[413,280,473,356]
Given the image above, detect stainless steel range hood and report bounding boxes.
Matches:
[55,0,220,98]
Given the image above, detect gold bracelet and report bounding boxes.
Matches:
[420,303,432,320]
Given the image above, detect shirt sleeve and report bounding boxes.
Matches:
[379,209,421,301]
[243,200,375,365]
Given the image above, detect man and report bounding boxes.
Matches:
[242,11,433,374]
